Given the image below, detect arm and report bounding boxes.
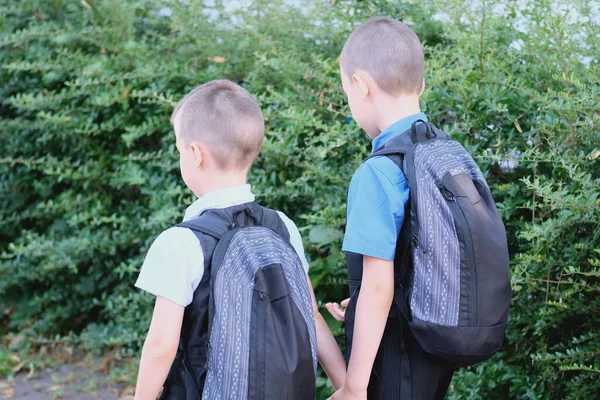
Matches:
[275,212,347,388]
[135,296,185,400]
[133,227,202,398]
[329,159,406,399]
[307,275,346,390]
[342,256,394,397]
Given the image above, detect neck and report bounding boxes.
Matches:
[374,94,422,134]
[194,172,248,198]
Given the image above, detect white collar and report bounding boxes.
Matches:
[183,184,255,222]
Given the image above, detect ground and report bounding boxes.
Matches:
[0,364,131,400]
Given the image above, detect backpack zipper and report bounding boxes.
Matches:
[405,150,428,255]
[204,340,211,369]
[442,186,478,326]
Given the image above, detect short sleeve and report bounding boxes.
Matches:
[276,211,310,273]
[342,157,410,260]
[135,227,204,306]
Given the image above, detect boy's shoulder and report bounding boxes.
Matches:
[343,152,410,259]
[270,209,310,273]
[352,155,407,188]
[136,226,204,307]
[273,209,299,235]
[150,225,201,252]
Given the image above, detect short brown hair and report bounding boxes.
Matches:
[340,17,425,95]
[171,80,264,171]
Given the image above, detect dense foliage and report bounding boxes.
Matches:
[1,0,598,398]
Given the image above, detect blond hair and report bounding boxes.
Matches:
[340,17,425,95]
[171,80,265,170]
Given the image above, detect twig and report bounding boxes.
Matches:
[524,277,599,291]
[478,0,487,78]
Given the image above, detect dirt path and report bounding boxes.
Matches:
[0,364,130,400]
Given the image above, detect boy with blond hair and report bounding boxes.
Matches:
[134,80,346,399]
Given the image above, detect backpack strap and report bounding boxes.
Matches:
[260,208,292,243]
[177,212,231,240]
[369,121,450,162]
[174,211,231,370]
[367,127,412,164]
[395,286,412,322]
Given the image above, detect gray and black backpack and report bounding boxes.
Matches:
[352,120,511,366]
[160,203,317,399]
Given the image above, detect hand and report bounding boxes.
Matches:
[327,386,367,400]
[325,298,350,322]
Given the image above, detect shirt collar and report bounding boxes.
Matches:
[183,184,255,222]
[371,112,428,154]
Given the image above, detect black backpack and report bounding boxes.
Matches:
[160,203,317,399]
[371,120,511,366]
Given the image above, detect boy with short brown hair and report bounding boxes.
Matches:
[326,17,456,400]
[135,80,346,399]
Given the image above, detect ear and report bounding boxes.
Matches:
[189,142,204,168]
[418,78,426,96]
[352,72,371,100]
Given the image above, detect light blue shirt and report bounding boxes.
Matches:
[342,113,427,260]
[136,184,309,306]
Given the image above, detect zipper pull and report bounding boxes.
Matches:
[204,340,211,369]
[412,235,428,254]
[411,235,419,248]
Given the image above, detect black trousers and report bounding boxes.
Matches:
[346,314,456,400]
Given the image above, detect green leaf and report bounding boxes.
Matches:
[308,225,343,247]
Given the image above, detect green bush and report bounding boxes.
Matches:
[1,0,598,398]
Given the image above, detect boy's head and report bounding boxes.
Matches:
[171,80,264,196]
[340,17,425,137]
